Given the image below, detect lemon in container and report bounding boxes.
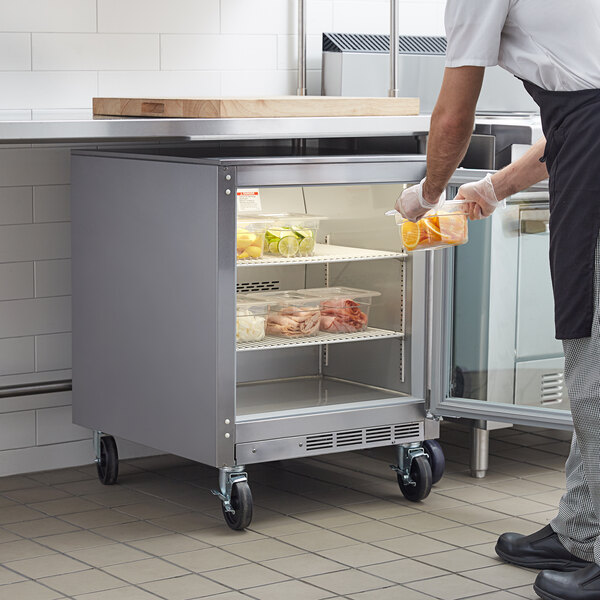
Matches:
[237,217,268,260]
[393,200,469,252]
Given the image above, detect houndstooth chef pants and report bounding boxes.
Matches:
[551,234,600,565]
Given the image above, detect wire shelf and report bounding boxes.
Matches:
[236,327,403,352]
[236,244,406,267]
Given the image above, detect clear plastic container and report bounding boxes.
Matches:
[236,294,270,342]
[252,290,323,338]
[394,200,469,252]
[237,217,268,260]
[261,213,326,258]
[302,287,381,333]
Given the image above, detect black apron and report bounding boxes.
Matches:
[522,80,600,339]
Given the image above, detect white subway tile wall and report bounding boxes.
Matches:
[0,0,446,474]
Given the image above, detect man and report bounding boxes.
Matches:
[395,2,600,599]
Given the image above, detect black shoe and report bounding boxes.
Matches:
[495,524,591,571]
[534,564,600,599]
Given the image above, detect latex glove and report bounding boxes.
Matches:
[456,173,504,220]
[395,178,445,222]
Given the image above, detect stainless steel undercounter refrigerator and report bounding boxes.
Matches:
[71,148,571,530]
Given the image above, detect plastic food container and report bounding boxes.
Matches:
[261,213,325,258]
[237,217,267,260]
[236,295,270,342]
[394,201,469,252]
[302,287,381,333]
[252,290,322,338]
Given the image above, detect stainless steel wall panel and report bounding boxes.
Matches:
[235,399,424,443]
[71,154,229,467]
[235,159,426,188]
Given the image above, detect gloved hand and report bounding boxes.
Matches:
[456,173,504,220]
[395,178,445,222]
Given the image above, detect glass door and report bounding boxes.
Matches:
[429,172,572,431]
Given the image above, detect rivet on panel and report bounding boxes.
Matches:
[225,419,230,425]
[225,189,231,195]
[224,433,230,439]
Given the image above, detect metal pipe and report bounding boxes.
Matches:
[297,0,307,96]
[0,380,72,398]
[471,426,490,478]
[389,0,400,97]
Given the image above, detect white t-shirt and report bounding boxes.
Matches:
[445,0,600,91]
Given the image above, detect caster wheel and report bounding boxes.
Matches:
[398,455,432,502]
[96,435,119,485]
[423,439,445,485]
[222,481,253,531]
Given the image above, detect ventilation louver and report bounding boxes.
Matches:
[305,422,422,452]
[541,371,565,404]
[322,33,447,55]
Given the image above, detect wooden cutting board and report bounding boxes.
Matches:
[93,96,420,119]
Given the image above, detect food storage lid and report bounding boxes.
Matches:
[236,293,271,312]
[251,290,325,306]
[260,212,327,223]
[388,200,468,225]
[237,215,270,227]
[301,287,381,304]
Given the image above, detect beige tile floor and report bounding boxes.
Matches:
[0,423,572,600]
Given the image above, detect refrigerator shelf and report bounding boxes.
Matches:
[236,243,406,267]
[236,327,403,352]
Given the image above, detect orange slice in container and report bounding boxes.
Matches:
[422,215,442,243]
[401,221,422,251]
[440,213,468,244]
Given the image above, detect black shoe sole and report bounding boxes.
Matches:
[495,545,590,572]
[534,584,565,600]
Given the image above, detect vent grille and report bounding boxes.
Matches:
[541,371,565,404]
[366,426,393,444]
[305,422,422,453]
[323,33,447,55]
[337,429,364,447]
[306,433,334,451]
[237,280,280,293]
[394,423,422,440]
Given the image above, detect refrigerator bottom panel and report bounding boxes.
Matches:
[235,376,424,443]
[236,376,407,419]
[236,420,424,464]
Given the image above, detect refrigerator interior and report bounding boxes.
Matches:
[236,182,415,423]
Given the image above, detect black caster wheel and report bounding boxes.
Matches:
[423,439,445,485]
[398,455,432,502]
[96,435,119,485]
[222,481,253,531]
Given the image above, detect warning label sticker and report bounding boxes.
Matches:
[237,188,262,213]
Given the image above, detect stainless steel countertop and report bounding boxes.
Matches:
[0,114,431,144]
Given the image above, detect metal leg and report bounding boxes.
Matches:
[93,430,102,464]
[211,466,248,514]
[471,426,489,478]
